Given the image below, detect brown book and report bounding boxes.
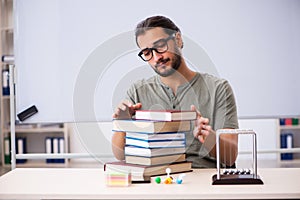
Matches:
[125,154,186,166]
[104,160,192,181]
[112,119,191,133]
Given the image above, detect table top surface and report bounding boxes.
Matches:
[0,168,299,199]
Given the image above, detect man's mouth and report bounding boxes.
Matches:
[155,58,170,68]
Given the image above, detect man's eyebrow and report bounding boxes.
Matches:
[152,38,165,46]
[140,37,166,49]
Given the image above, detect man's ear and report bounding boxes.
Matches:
[175,32,184,49]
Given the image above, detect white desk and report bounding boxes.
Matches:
[0,168,299,199]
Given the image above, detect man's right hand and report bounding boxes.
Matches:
[112,100,142,119]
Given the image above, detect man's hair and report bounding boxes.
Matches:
[135,15,181,45]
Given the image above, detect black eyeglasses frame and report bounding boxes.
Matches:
[138,34,175,62]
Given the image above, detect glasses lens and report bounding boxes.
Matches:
[140,49,152,61]
[154,40,168,53]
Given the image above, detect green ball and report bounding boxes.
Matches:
[155,177,161,184]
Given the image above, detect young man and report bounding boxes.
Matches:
[112,16,238,168]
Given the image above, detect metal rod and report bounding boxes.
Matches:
[253,133,257,179]
[9,64,16,170]
[239,148,300,154]
[15,153,114,159]
[216,131,220,179]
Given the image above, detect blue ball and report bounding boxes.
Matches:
[176,179,182,184]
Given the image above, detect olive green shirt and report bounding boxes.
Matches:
[125,72,239,168]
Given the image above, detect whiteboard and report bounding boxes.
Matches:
[14,0,300,123]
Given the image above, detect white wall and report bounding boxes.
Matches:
[236,119,279,168]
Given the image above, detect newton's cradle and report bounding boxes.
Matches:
[212,129,264,185]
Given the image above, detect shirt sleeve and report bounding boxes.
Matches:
[125,83,138,105]
[213,79,239,130]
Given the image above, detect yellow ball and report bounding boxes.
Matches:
[164,177,173,184]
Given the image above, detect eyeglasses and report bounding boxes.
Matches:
[138,34,175,61]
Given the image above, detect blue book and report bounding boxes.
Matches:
[280,133,293,160]
[16,137,27,164]
[45,137,53,163]
[126,132,185,141]
[57,137,65,163]
[125,137,185,148]
[52,137,59,163]
[2,70,10,95]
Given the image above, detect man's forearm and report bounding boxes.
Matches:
[204,132,238,167]
[112,131,126,160]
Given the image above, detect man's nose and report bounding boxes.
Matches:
[152,50,163,62]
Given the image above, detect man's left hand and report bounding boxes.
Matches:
[191,105,212,143]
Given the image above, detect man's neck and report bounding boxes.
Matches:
[160,63,196,95]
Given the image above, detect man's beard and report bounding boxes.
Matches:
[153,49,182,77]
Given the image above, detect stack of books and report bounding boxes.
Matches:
[105,110,196,182]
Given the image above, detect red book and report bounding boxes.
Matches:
[104,160,192,181]
[285,118,292,125]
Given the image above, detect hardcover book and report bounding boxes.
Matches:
[280,133,294,160]
[104,160,192,181]
[125,137,185,148]
[113,119,191,133]
[125,153,186,166]
[126,131,185,141]
[125,146,186,157]
[135,110,197,121]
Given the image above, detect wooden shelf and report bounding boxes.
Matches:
[12,160,68,168]
[1,96,10,100]
[3,127,66,133]
[279,125,300,130]
[0,27,13,32]
[279,158,300,164]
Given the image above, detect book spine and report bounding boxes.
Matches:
[16,137,27,164]
[58,137,65,163]
[125,137,186,147]
[1,55,14,63]
[280,133,293,160]
[126,132,186,140]
[45,137,53,163]
[4,137,11,164]
[125,137,185,142]
[53,138,59,163]
[2,70,10,95]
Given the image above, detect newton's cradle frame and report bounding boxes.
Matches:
[212,129,264,185]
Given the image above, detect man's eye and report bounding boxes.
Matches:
[143,49,151,56]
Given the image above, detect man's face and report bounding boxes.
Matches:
[137,27,182,77]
